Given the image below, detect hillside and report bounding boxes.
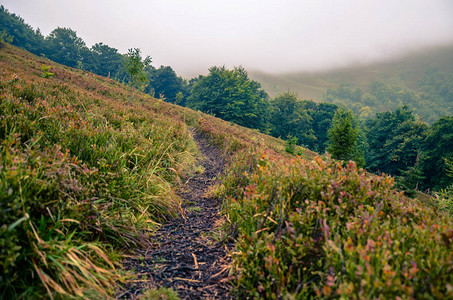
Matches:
[0,43,306,298]
[1,44,452,299]
[250,44,453,100]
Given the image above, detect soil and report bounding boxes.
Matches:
[118,129,234,299]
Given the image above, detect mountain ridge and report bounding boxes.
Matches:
[250,43,453,100]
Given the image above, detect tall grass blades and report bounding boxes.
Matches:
[0,44,198,297]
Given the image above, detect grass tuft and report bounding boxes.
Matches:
[0,44,199,298]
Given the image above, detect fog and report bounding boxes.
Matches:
[3,0,453,77]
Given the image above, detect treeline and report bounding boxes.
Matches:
[0,6,190,104]
[146,63,453,195]
[186,66,339,153]
[2,5,452,194]
[327,106,453,194]
[323,76,453,124]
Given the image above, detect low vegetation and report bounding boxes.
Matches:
[0,44,200,298]
[3,5,453,196]
[189,107,453,298]
[216,150,453,298]
[0,42,300,299]
[1,21,452,299]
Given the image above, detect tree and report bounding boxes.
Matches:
[89,42,125,78]
[45,27,87,68]
[269,92,314,148]
[422,116,453,190]
[326,108,364,166]
[309,102,338,153]
[436,158,453,215]
[0,6,46,55]
[146,66,189,104]
[396,152,425,197]
[125,48,152,94]
[187,66,269,131]
[322,80,448,125]
[365,107,428,177]
[0,29,13,46]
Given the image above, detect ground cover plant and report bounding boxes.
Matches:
[216,148,453,298]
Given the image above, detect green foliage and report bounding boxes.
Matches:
[0,7,127,81]
[0,29,13,45]
[422,115,453,190]
[307,102,339,153]
[284,134,298,154]
[437,186,453,216]
[40,64,54,78]
[45,27,87,68]
[175,91,184,105]
[187,66,269,131]
[326,108,364,166]
[138,287,179,300]
[0,5,45,55]
[269,92,315,148]
[323,80,452,124]
[435,159,453,216]
[0,138,119,299]
[146,66,189,105]
[395,152,425,197]
[89,42,125,78]
[417,67,453,123]
[0,46,197,298]
[219,151,453,298]
[365,107,428,179]
[125,48,152,92]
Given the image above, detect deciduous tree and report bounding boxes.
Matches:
[45,27,87,68]
[187,66,269,131]
[125,48,152,95]
[269,92,314,148]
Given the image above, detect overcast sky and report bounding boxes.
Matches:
[3,0,453,77]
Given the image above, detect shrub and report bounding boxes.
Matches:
[40,64,54,78]
[284,135,298,154]
[220,151,453,298]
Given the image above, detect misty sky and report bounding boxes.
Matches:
[3,0,453,77]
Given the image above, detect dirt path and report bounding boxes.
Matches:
[119,129,233,299]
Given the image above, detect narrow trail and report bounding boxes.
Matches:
[119,130,234,299]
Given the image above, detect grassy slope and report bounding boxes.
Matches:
[250,44,453,100]
[2,44,451,299]
[0,44,310,298]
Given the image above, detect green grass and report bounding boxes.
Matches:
[137,287,179,300]
[2,43,451,299]
[186,206,203,213]
[0,44,200,298]
[0,43,302,299]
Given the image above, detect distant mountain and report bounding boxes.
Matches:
[250,44,453,101]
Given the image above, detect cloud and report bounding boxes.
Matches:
[4,0,453,77]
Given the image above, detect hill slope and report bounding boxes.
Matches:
[0,43,304,298]
[250,44,453,100]
[1,44,452,299]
